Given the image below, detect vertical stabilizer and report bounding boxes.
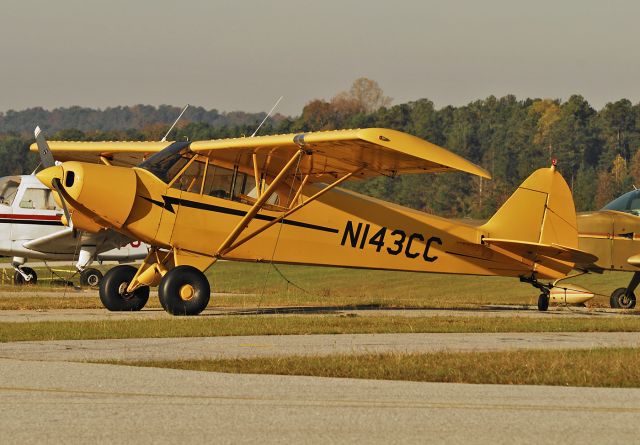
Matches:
[480,166,578,249]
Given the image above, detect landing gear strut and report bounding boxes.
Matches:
[610,271,639,309]
[520,274,551,311]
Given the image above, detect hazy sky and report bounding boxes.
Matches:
[1,0,639,115]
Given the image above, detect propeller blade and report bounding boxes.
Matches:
[34,126,74,232]
[51,178,73,230]
[34,126,56,169]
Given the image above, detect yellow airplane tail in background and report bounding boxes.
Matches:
[480,166,596,277]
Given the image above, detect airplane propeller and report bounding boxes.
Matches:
[34,126,73,229]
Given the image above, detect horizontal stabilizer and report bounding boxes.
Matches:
[482,238,599,265]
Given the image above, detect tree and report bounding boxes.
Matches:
[332,77,392,114]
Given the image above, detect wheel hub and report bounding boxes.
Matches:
[179,284,195,301]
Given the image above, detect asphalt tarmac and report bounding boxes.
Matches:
[2,332,640,362]
[1,357,639,444]
[2,305,640,443]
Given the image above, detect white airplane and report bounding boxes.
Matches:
[0,174,148,285]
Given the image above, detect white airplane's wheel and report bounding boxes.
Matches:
[80,268,103,287]
[158,266,210,316]
[610,287,636,309]
[537,293,549,311]
[99,265,149,311]
[14,267,37,285]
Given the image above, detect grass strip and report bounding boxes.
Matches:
[3,315,640,342]
[113,348,640,387]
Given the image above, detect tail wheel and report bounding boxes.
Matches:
[14,267,37,285]
[537,293,549,311]
[99,265,149,311]
[610,287,636,309]
[80,268,103,287]
[158,265,210,316]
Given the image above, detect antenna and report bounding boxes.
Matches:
[251,96,283,137]
[161,104,189,142]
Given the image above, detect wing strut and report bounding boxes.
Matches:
[214,149,305,257]
[218,166,364,257]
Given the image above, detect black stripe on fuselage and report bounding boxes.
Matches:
[0,218,64,226]
[141,195,339,234]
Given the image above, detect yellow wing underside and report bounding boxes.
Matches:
[30,128,491,183]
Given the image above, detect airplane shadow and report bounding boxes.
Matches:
[203,304,534,317]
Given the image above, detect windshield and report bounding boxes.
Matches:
[602,189,640,216]
[0,176,20,206]
[138,141,192,183]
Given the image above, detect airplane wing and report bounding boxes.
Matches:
[482,238,599,265]
[23,227,135,254]
[29,128,490,181]
[29,141,172,167]
[189,128,491,182]
[22,227,77,253]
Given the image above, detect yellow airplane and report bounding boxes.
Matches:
[577,189,640,309]
[32,128,596,315]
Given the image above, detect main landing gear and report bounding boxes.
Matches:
[610,271,639,309]
[80,268,103,287]
[99,265,150,311]
[97,247,212,315]
[158,266,210,315]
[13,266,37,285]
[12,258,37,285]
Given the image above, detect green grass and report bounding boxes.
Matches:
[115,348,640,387]
[0,261,633,310]
[3,315,640,342]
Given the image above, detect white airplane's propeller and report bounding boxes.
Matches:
[34,126,73,229]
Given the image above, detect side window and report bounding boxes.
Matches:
[170,158,205,193]
[203,166,235,199]
[20,188,58,210]
[236,175,279,205]
[0,179,19,206]
[45,190,62,211]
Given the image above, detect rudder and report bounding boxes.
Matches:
[480,166,578,249]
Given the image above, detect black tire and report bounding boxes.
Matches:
[99,265,149,311]
[158,265,210,316]
[80,268,103,287]
[610,287,636,309]
[537,293,549,311]
[13,267,37,285]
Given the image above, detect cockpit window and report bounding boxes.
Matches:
[138,141,192,183]
[602,190,640,215]
[0,177,20,206]
[20,188,61,211]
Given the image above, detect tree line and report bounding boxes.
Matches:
[1,80,637,218]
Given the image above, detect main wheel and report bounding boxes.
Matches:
[610,287,636,309]
[80,268,103,287]
[99,265,149,311]
[14,267,37,285]
[537,293,549,311]
[158,265,210,316]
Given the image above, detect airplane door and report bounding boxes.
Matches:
[612,213,640,271]
[0,200,12,251]
[11,185,64,248]
[154,187,181,247]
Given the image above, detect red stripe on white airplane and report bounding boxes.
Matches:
[0,213,61,221]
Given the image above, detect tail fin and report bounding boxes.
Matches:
[481,166,577,248]
[480,166,596,277]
